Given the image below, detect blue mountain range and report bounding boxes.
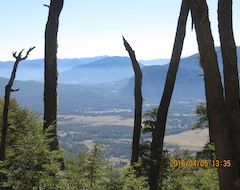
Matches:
[0,47,239,114]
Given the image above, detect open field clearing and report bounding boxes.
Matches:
[58,114,209,159]
[58,114,134,126]
[164,128,209,151]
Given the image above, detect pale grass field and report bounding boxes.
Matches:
[164,128,209,151]
[58,115,134,126]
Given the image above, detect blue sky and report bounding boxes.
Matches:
[0,0,240,61]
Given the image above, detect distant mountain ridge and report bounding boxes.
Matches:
[1,46,240,84]
[121,46,240,100]
[0,56,107,82]
[0,56,167,84]
[122,58,205,99]
[0,47,239,115]
[58,56,138,84]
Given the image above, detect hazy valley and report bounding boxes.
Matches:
[0,47,239,160]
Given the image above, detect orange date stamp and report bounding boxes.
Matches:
[170,159,231,167]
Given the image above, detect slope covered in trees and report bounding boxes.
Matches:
[0,99,219,189]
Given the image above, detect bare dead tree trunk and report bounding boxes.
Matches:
[218,0,240,172]
[123,36,143,165]
[0,47,35,161]
[44,0,63,151]
[189,0,239,189]
[148,1,189,189]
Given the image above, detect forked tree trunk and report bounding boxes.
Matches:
[148,1,189,189]
[189,0,239,189]
[123,36,143,165]
[44,0,63,151]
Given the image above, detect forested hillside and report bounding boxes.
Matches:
[0,99,219,189]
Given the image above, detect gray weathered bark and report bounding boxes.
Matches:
[123,36,143,165]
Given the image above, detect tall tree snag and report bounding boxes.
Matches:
[0,47,35,161]
[123,36,143,165]
[188,0,239,189]
[218,0,240,166]
[44,0,63,151]
[148,1,189,189]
